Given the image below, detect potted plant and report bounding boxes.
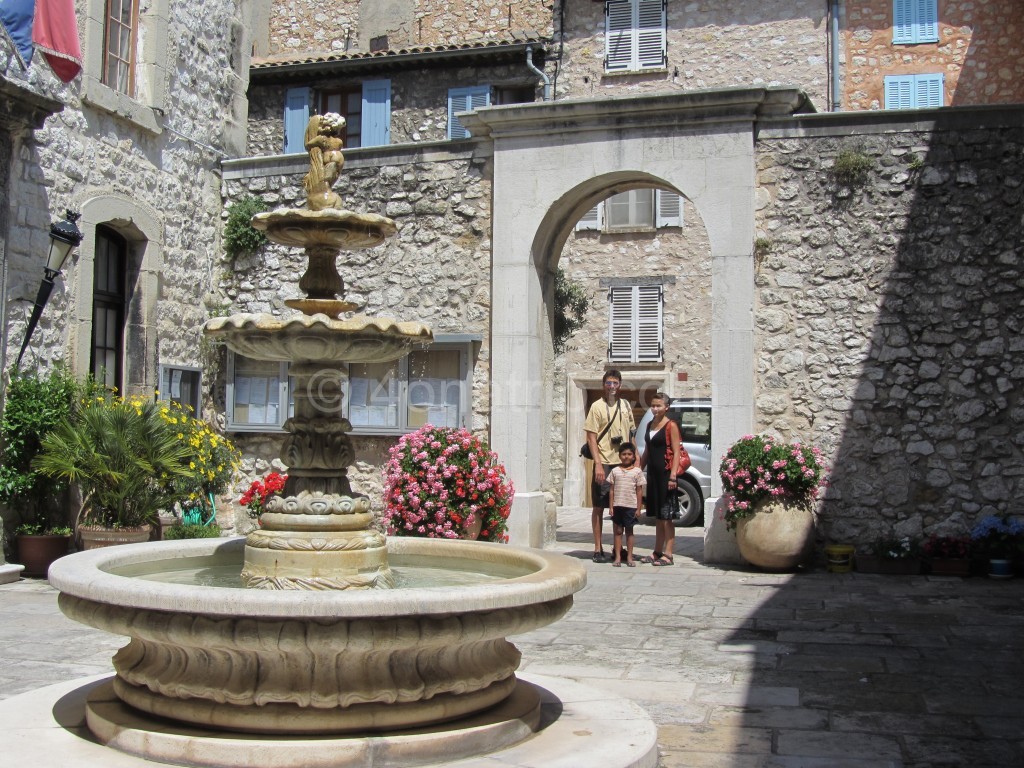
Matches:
[0,366,82,574]
[33,393,196,549]
[719,433,826,570]
[383,425,514,542]
[970,515,1023,579]
[857,535,921,575]
[922,534,971,577]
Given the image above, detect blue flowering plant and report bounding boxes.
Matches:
[970,515,1024,559]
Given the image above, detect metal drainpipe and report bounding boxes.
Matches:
[526,44,552,101]
[831,0,841,111]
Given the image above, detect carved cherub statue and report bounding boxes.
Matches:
[303,113,346,211]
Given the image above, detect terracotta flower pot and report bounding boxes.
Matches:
[15,534,71,577]
[734,499,815,572]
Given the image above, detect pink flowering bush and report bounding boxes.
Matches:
[383,426,514,542]
[719,434,826,530]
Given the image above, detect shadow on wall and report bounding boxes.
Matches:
[719,108,1024,766]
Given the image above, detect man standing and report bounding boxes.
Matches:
[584,369,635,562]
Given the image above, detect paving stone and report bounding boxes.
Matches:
[831,710,980,737]
[709,705,829,730]
[658,722,773,753]
[776,730,902,759]
[901,733,1024,765]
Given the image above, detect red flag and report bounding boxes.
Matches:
[32,0,81,82]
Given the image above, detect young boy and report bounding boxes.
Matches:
[607,442,645,567]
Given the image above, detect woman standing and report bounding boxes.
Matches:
[640,392,680,566]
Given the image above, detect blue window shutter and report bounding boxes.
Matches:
[914,73,944,108]
[360,79,391,147]
[893,0,914,44]
[884,76,914,109]
[916,0,939,43]
[894,0,938,44]
[447,85,490,140]
[284,87,310,153]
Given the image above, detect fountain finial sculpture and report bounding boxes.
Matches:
[205,113,432,590]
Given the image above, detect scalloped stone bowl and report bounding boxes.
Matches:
[48,537,586,736]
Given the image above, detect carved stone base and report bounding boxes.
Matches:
[242,528,395,590]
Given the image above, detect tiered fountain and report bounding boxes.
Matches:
[47,115,592,767]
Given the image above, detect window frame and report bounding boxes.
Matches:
[345,341,473,436]
[892,0,939,45]
[101,0,139,95]
[605,0,667,73]
[577,190,682,232]
[607,284,664,364]
[321,87,363,148]
[158,364,203,415]
[90,224,127,391]
[225,353,291,433]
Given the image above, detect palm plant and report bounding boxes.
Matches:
[33,396,195,529]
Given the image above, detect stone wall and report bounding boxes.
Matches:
[220,144,493,513]
[265,0,552,57]
[247,61,541,156]
[844,0,1024,110]
[754,109,1024,545]
[555,0,829,109]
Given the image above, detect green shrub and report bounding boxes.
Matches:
[553,268,590,354]
[832,148,873,187]
[0,366,81,527]
[224,196,268,257]
[164,523,222,540]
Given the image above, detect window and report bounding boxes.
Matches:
[608,284,663,363]
[226,354,291,431]
[287,81,391,153]
[605,0,667,72]
[347,343,471,434]
[159,365,202,414]
[893,0,939,45]
[102,0,138,94]
[577,190,682,232]
[884,73,944,109]
[91,225,126,390]
[448,86,490,140]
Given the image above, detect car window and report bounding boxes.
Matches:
[673,407,710,442]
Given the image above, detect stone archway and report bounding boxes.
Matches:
[460,88,809,559]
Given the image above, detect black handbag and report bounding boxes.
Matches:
[580,402,619,459]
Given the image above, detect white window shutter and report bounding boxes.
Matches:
[892,0,914,44]
[605,0,634,72]
[576,202,604,231]
[636,285,663,362]
[608,287,635,362]
[915,73,943,108]
[655,190,682,228]
[884,76,914,109]
[636,0,667,69]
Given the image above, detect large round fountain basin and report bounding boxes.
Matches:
[48,537,586,735]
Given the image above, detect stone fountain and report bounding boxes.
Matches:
[40,114,655,768]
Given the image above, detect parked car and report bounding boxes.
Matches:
[634,398,712,526]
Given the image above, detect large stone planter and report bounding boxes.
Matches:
[79,525,153,550]
[734,499,815,571]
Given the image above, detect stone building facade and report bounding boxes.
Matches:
[844,0,1024,110]
[754,107,1024,544]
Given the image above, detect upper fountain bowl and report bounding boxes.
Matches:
[252,208,397,250]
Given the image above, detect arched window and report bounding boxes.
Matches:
[91,225,127,389]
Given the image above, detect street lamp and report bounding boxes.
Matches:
[15,210,84,368]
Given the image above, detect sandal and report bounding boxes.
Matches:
[626,560,636,568]
[592,551,606,563]
[641,551,662,565]
[612,561,622,568]
[651,555,674,567]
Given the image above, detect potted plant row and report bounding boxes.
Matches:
[856,536,921,575]
[970,515,1023,579]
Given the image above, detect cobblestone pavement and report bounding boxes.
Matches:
[3,508,1023,767]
